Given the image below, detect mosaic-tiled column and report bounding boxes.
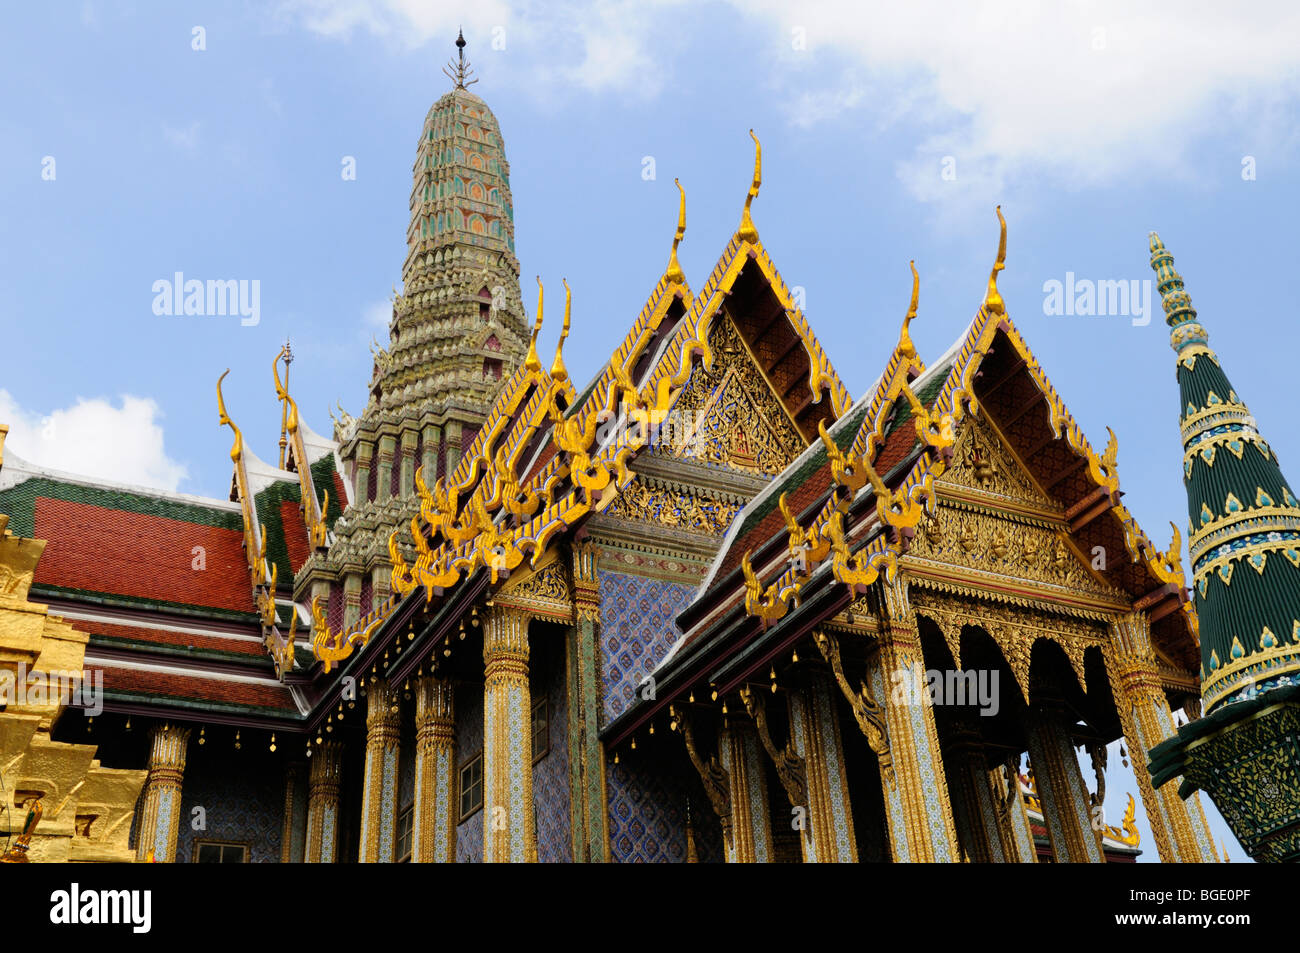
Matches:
[482,605,535,862]
[1024,677,1103,863]
[568,542,609,862]
[342,572,362,630]
[718,718,772,863]
[444,421,463,479]
[399,429,418,498]
[305,740,343,863]
[370,565,390,614]
[281,763,308,863]
[354,440,373,504]
[376,434,396,502]
[990,761,1037,862]
[865,578,961,862]
[1107,613,1219,862]
[788,672,857,862]
[136,723,190,862]
[941,720,1003,862]
[413,674,457,863]
[359,678,402,862]
[421,424,441,484]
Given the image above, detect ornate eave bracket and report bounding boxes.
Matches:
[739,684,807,809]
[812,627,893,781]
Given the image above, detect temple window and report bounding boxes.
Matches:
[395,805,414,862]
[459,753,483,820]
[193,840,248,863]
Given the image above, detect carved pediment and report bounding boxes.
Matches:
[668,317,804,476]
[939,414,1056,512]
[911,416,1127,606]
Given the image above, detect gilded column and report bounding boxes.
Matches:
[990,761,1037,862]
[482,605,535,862]
[1024,677,1104,863]
[788,672,857,862]
[865,578,961,861]
[413,674,457,863]
[305,740,343,863]
[941,720,1003,862]
[568,542,609,862]
[359,678,402,862]
[280,763,308,863]
[376,434,397,502]
[1107,613,1219,862]
[717,718,772,863]
[445,420,463,479]
[136,723,190,862]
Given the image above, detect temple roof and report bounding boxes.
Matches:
[606,214,1201,746]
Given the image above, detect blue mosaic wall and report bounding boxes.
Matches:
[598,569,694,726]
[175,748,284,863]
[534,648,572,863]
[607,752,724,863]
[455,681,484,863]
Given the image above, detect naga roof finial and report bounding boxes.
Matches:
[984,205,1007,316]
[525,276,544,373]
[737,129,761,243]
[665,178,687,286]
[899,260,920,363]
[216,368,244,464]
[552,279,572,383]
[443,29,478,89]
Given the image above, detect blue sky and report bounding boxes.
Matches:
[5,1,1298,861]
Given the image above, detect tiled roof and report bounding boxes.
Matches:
[73,618,265,660]
[93,662,298,715]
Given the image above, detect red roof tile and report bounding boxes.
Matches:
[34,497,253,613]
[94,664,296,712]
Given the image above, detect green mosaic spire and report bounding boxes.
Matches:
[1151,233,1300,713]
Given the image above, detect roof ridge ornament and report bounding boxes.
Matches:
[737,129,761,243]
[525,276,544,373]
[984,205,1007,316]
[899,260,920,363]
[665,178,687,286]
[552,279,572,382]
[443,29,478,90]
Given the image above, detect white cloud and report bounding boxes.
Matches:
[276,0,1300,198]
[162,120,201,152]
[735,0,1300,199]
[0,390,189,492]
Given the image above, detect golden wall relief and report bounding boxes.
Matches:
[669,317,804,476]
[911,504,1121,603]
[603,479,741,535]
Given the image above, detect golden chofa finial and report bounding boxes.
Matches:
[216,368,244,464]
[525,276,544,373]
[899,260,920,362]
[665,178,687,286]
[552,279,572,382]
[984,205,1007,316]
[737,129,761,243]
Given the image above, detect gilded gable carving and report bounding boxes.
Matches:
[940,414,1056,511]
[669,317,804,476]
